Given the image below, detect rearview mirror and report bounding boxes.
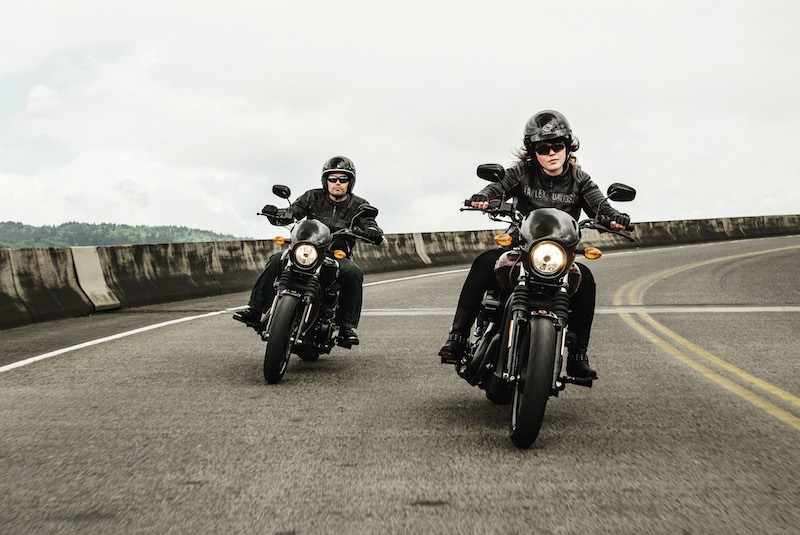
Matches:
[272,185,291,199]
[476,164,505,182]
[606,183,636,202]
[350,203,379,228]
[357,204,379,219]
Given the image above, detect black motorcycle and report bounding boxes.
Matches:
[457,164,636,447]
[256,185,379,384]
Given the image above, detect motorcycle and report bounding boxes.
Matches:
[256,185,379,384]
[457,164,636,447]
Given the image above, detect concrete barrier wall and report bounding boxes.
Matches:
[208,240,283,294]
[0,247,93,328]
[72,246,120,311]
[0,249,34,329]
[1,214,797,329]
[94,240,283,309]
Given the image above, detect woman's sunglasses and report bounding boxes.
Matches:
[326,176,350,183]
[534,141,567,155]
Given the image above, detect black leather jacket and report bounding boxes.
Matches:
[288,189,383,256]
[478,161,624,221]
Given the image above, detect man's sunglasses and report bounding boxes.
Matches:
[326,176,350,183]
[534,141,567,155]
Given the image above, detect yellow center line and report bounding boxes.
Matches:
[617,310,800,431]
[635,312,800,411]
[613,244,800,431]
[612,245,800,307]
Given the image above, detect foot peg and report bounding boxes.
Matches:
[561,375,594,388]
[440,355,459,365]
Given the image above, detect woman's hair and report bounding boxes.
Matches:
[512,144,580,167]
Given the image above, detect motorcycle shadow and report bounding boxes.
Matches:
[434,391,574,450]
[233,353,353,388]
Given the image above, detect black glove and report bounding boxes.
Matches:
[357,227,383,244]
[469,193,489,204]
[266,208,292,226]
[613,213,631,228]
[261,204,278,216]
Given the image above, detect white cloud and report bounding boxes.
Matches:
[24,85,61,113]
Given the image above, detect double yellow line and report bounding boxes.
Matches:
[613,245,800,431]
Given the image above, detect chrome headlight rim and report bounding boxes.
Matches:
[292,243,319,267]
[528,240,569,278]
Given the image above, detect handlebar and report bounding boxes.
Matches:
[460,199,516,222]
[581,216,635,242]
[461,198,504,209]
[592,215,635,233]
[331,227,382,245]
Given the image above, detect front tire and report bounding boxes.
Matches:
[510,316,557,448]
[263,295,300,384]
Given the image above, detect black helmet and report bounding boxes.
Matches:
[321,155,356,193]
[523,110,580,154]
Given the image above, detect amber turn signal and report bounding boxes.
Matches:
[583,247,602,259]
[273,237,286,245]
[334,250,347,259]
[494,234,513,247]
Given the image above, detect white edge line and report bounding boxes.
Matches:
[0,309,236,374]
[363,268,469,287]
[2,268,472,374]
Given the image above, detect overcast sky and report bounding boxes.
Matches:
[1,1,798,238]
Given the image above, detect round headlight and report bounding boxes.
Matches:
[293,244,318,266]
[529,242,567,276]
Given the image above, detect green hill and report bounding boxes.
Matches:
[0,221,250,248]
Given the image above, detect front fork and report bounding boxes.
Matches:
[500,281,535,384]
[498,282,570,393]
[259,266,321,343]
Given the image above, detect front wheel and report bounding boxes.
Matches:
[263,295,300,384]
[510,316,557,448]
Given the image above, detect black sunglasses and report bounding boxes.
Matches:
[326,176,350,183]
[534,141,567,155]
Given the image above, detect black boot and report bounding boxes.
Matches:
[233,306,261,326]
[337,327,359,348]
[439,308,475,365]
[567,352,597,379]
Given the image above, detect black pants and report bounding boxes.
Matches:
[455,248,596,354]
[248,251,364,328]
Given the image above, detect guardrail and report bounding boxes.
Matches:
[1,214,798,329]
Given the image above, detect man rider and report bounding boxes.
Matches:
[233,155,383,346]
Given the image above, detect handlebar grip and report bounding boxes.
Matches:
[596,215,634,232]
[463,199,500,209]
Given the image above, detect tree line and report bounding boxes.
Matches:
[0,221,249,248]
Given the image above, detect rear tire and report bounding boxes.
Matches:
[263,295,300,384]
[509,316,556,448]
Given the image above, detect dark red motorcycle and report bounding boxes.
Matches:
[457,164,636,447]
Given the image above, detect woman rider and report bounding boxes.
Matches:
[438,110,631,378]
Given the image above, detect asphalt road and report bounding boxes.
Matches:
[2,235,799,534]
